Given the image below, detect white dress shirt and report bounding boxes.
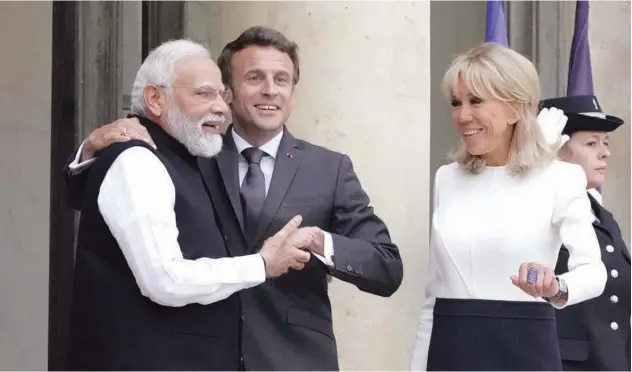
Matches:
[231,130,335,267]
[68,141,94,175]
[95,146,266,307]
[410,160,607,370]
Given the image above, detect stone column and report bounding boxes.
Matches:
[0,2,52,369]
[185,2,431,369]
[587,1,631,245]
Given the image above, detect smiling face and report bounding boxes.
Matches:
[169,57,229,128]
[229,45,296,143]
[440,43,546,174]
[450,76,519,166]
[144,55,229,157]
[559,130,611,189]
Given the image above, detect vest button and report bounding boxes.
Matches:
[610,295,619,303]
[606,245,614,253]
[611,322,619,331]
[611,269,619,278]
[224,235,228,241]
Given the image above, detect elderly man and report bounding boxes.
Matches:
[65,27,403,370]
[65,39,310,371]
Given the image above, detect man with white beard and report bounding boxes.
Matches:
[65,39,311,371]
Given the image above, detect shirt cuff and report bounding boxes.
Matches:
[243,253,267,284]
[312,231,335,267]
[68,141,96,175]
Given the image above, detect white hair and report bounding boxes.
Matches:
[166,103,224,158]
[130,39,211,116]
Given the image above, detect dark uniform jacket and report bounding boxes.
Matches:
[554,192,631,371]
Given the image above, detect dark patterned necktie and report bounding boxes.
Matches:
[240,147,267,238]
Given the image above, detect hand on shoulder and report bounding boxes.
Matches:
[82,117,156,161]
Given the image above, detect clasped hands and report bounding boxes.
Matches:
[258,215,326,278]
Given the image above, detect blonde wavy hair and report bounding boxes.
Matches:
[441,42,555,175]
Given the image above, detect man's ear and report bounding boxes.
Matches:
[144,85,165,117]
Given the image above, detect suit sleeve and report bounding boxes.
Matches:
[64,141,92,211]
[327,154,403,297]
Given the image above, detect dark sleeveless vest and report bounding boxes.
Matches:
[66,117,241,370]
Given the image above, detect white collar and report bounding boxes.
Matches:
[231,129,284,159]
[588,188,603,206]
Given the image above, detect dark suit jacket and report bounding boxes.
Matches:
[554,193,630,371]
[64,125,403,371]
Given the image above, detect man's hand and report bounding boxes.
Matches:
[81,117,156,162]
[259,216,312,278]
[288,227,325,256]
[537,107,569,150]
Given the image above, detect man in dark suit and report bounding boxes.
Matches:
[542,95,630,371]
[64,26,403,370]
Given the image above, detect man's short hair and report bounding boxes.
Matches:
[217,26,300,89]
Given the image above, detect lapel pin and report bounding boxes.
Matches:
[286,152,293,159]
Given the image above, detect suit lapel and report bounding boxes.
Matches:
[196,156,243,257]
[216,129,245,232]
[250,130,302,250]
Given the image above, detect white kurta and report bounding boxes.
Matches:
[410,160,607,370]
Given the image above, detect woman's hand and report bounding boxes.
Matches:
[511,262,559,298]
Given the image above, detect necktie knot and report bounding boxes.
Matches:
[242,147,266,165]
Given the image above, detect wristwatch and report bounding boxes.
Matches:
[544,276,568,306]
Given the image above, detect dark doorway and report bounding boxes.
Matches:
[48,1,79,369]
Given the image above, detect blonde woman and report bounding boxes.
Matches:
[410,43,607,371]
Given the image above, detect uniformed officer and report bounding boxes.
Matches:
[541,95,630,371]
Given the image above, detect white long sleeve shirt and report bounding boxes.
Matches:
[96,146,266,307]
[410,160,607,370]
